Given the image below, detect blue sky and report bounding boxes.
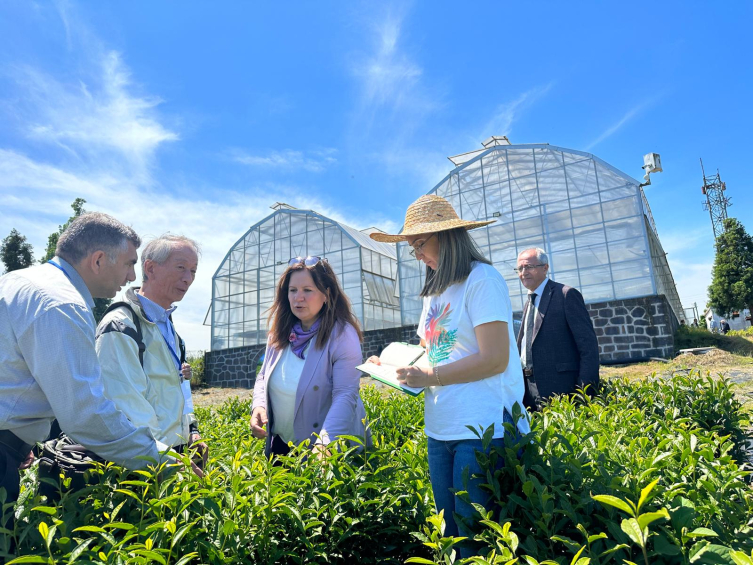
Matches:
[1,1,751,349]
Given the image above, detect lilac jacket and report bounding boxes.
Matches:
[252,322,371,454]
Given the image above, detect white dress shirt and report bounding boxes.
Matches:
[520,277,550,368]
[0,257,165,468]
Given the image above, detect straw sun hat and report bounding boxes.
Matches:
[369,194,495,243]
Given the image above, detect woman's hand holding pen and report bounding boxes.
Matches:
[396,365,433,388]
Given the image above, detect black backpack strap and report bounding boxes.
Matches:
[96,302,146,368]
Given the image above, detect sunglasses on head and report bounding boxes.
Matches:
[288,256,327,267]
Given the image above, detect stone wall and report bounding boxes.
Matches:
[204,343,266,388]
[362,324,420,359]
[587,294,678,362]
[204,325,420,388]
[204,294,679,386]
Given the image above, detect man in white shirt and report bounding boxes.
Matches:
[0,213,199,542]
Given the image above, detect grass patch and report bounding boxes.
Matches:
[674,326,753,356]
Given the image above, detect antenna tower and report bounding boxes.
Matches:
[700,159,731,240]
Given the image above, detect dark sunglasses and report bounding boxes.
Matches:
[288,256,327,267]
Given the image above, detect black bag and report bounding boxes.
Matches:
[37,434,105,501]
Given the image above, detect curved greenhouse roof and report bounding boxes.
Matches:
[397,142,684,325]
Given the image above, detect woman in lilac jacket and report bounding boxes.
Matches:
[250,256,370,456]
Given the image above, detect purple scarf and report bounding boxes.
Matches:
[288,318,321,359]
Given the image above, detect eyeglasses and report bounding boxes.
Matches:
[514,264,546,273]
[408,233,436,258]
[288,256,327,267]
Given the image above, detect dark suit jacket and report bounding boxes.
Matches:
[516,279,599,409]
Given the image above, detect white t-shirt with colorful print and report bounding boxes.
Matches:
[418,261,530,440]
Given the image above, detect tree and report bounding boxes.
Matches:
[42,198,112,322]
[1,229,35,273]
[40,198,86,263]
[708,217,753,326]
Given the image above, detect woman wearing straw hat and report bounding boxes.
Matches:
[370,194,529,555]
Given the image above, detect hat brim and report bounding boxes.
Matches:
[369,218,496,243]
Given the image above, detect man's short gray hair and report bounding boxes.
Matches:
[141,234,201,282]
[519,247,549,265]
[56,212,141,265]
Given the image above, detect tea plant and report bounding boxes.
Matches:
[4,371,752,564]
[415,371,753,564]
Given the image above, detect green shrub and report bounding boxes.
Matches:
[186,352,205,387]
[729,326,753,338]
[416,372,753,565]
[5,374,751,564]
[4,389,432,564]
[674,325,753,356]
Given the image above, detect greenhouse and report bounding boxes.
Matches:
[397,137,685,325]
[209,204,401,350]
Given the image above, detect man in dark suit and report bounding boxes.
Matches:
[515,248,599,410]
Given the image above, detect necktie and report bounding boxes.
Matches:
[524,292,537,369]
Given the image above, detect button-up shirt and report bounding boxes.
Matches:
[136,293,194,415]
[0,257,165,467]
[520,277,550,368]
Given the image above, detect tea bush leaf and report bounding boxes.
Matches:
[636,509,669,531]
[592,495,634,516]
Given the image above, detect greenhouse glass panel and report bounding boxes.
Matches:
[574,225,607,248]
[291,234,306,257]
[554,270,581,289]
[577,244,609,268]
[580,283,614,302]
[579,265,612,285]
[608,238,646,263]
[548,230,575,252]
[614,278,653,299]
[545,209,572,233]
[550,248,578,272]
[571,203,603,228]
[602,196,641,222]
[327,250,343,274]
[259,241,274,267]
[244,246,259,271]
[605,216,643,242]
[611,259,650,282]
[488,223,515,244]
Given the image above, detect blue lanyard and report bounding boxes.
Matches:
[143,311,183,372]
[47,260,73,283]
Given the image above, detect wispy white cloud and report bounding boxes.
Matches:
[353,11,423,109]
[14,51,178,181]
[585,98,656,150]
[229,148,337,173]
[349,6,444,140]
[477,83,555,143]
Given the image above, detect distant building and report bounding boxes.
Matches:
[704,307,751,332]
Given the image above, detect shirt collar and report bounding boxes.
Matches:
[136,292,177,324]
[528,277,549,299]
[53,256,95,311]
